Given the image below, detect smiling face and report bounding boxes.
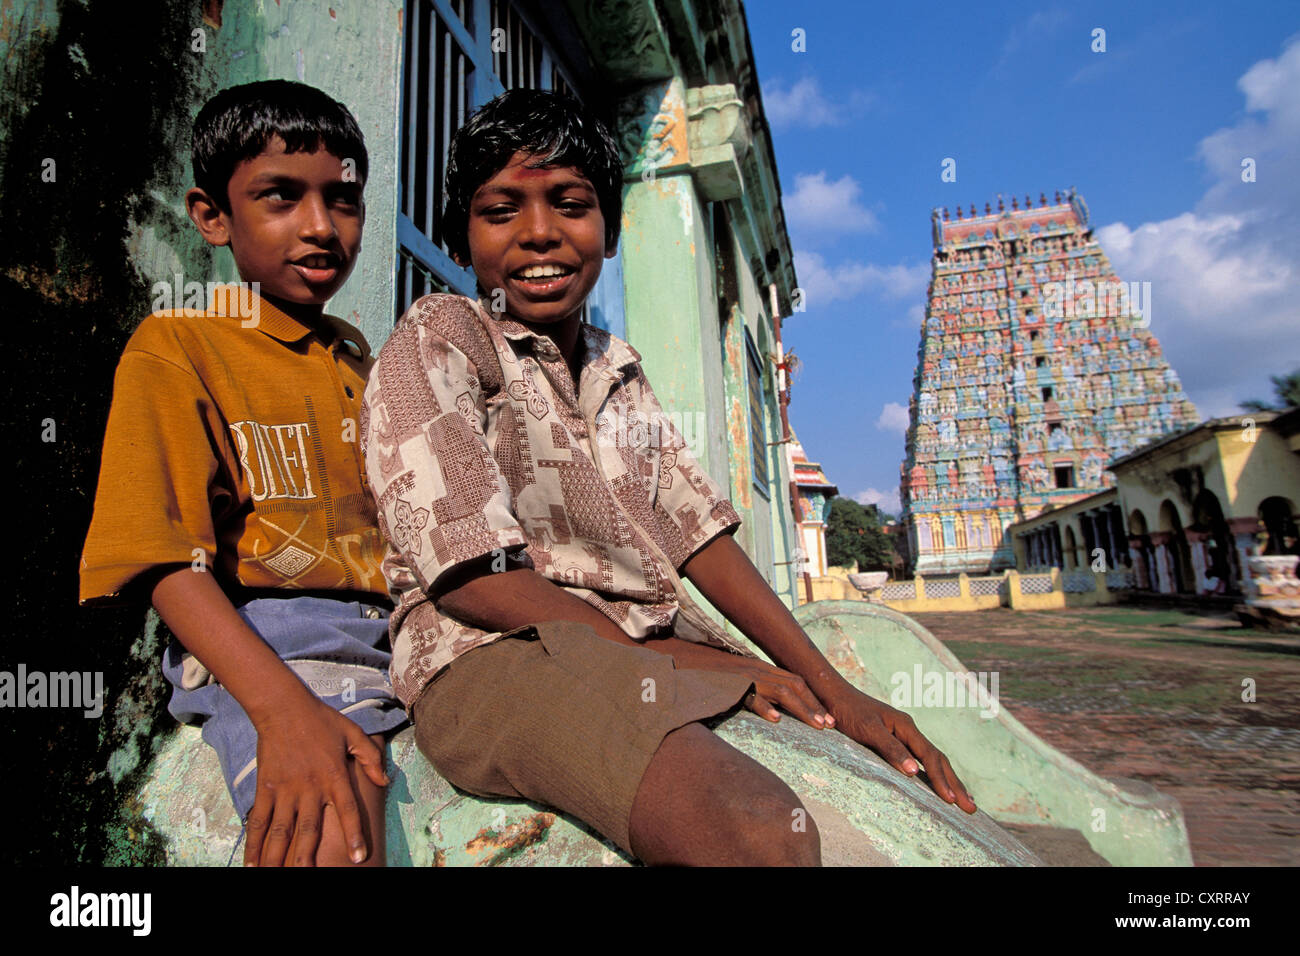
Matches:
[458,151,614,333]
[190,136,364,319]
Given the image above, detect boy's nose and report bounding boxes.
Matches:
[519,204,560,246]
[298,194,337,241]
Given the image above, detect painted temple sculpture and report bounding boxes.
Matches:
[900,190,1199,576]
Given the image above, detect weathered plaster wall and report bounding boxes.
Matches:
[1,0,401,865]
[725,222,799,606]
[620,171,723,476]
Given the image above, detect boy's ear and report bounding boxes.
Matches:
[185,187,232,248]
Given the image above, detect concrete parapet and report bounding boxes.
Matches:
[132,599,1188,865]
[136,711,1045,867]
[795,600,1193,866]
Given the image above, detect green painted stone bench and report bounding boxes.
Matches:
[132,600,1191,866]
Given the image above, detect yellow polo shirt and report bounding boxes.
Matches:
[80,290,388,604]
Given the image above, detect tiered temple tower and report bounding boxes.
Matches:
[900,190,1199,575]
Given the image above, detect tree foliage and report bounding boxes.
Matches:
[825,497,895,572]
[1240,368,1300,413]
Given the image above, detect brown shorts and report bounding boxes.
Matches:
[410,621,754,854]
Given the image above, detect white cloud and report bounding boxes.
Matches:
[902,303,925,328]
[854,486,902,516]
[762,76,876,129]
[995,7,1069,71]
[784,171,880,239]
[1094,37,1300,418]
[876,401,910,434]
[763,76,841,128]
[792,250,928,308]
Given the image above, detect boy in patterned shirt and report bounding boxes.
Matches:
[363,89,975,865]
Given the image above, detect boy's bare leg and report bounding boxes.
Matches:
[290,733,388,867]
[629,723,821,866]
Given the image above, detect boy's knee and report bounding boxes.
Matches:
[719,788,820,866]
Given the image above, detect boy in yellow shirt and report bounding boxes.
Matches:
[80,80,404,866]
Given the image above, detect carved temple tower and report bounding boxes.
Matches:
[900,190,1199,575]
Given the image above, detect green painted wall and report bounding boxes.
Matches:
[620,171,722,477]
[619,139,798,606]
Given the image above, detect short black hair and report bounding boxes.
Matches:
[192,80,368,213]
[441,89,623,264]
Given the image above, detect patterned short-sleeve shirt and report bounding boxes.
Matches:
[362,294,743,706]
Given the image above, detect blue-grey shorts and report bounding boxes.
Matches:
[162,595,408,821]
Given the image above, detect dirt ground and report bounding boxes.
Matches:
[908,605,1300,866]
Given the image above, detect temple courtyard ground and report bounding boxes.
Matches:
[908,605,1299,866]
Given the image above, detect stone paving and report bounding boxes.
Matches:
[908,605,1300,867]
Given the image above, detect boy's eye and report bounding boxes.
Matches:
[259,186,296,202]
[329,187,364,208]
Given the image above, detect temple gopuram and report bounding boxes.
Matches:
[899,189,1199,576]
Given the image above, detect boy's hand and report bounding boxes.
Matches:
[819,684,977,814]
[685,640,977,814]
[148,567,391,866]
[681,536,978,814]
[244,696,389,867]
[653,637,833,729]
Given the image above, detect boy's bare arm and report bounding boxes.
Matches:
[434,560,831,725]
[148,566,389,864]
[680,534,977,813]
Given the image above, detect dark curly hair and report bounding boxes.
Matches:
[441,89,622,263]
[192,80,368,213]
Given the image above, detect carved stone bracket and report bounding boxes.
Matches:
[616,80,752,201]
[686,84,750,201]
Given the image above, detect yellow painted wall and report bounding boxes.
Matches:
[1115,425,1300,532]
[1215,428,1300,516]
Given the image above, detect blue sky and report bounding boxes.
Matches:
[744,0,1300,515]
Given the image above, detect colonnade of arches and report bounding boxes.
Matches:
[1020,491,1298,596]
[1122,492,1296,595]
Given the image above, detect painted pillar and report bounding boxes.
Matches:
[617,80,731,521]
[1151,532,1174,594]
[1128,536,1149,590]
[1096,510,1113,569]
[617,78,797,607]
[1185,530,1209,594]
[1228,516,1262,596]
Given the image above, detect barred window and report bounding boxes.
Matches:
[396,0,591,318]
[491,0,542,89]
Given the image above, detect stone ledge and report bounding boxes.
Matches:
[130,599,1192,865]
[136,711,1044,866]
